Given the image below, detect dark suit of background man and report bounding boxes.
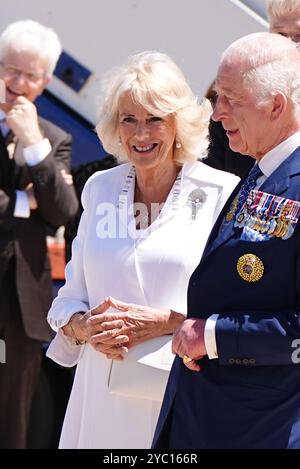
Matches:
[153,32,300,449]
[0,20,78,448]
[204,0,300,178]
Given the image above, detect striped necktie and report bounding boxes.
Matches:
[235,163,263,216]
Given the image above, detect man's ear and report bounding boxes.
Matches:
[270,91,287,121]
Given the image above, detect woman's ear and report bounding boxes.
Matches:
[270,91,287,121]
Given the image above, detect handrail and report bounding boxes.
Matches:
[230,0,269,27]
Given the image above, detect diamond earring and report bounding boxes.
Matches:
[176,141,182,149]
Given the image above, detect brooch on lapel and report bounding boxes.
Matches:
[188,189,207,220]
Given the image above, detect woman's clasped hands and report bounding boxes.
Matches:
[72,296,180,360]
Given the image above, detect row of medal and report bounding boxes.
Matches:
[232,189,300,240]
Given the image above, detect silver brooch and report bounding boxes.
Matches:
[188,189,207,220]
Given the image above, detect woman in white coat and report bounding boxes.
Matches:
[47,51,239,449]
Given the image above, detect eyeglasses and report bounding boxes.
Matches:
[0,62,46,84]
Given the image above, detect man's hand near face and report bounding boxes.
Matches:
[5,96,44,147]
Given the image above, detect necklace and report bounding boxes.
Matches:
[118,165,182,229]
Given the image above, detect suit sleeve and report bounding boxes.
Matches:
[0,137,16,228]
[215,222,300,367]
[0,188,16,228]
[215,310,300,366]
[29,132,78,227]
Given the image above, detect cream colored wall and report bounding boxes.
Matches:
[0,0,268,124]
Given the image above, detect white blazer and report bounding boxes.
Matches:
[47,161,239,449]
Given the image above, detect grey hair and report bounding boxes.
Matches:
[220,32,300,118]
[96,51,211,164]
[267,0,300,19]
[0,20,62,77]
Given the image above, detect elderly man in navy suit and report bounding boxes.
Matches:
[153,32,300,449]
[205,0,300,179]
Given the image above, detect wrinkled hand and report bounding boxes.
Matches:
[172,318,207,372]
[62,299,129,360]
[5,97,43,147]
[86,298,129,360]
[87,296,184,360]
[25,183,38,210]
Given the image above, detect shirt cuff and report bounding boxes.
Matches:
[46,329,84,368]
[204,314,219,359]
[23,138,52,166]
[14,190,30,218]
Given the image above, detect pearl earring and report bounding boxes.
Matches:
[176,141,182,149]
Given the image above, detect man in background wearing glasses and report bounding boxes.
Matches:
[0,20,78,448]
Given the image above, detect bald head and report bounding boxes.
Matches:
[220,32,299,73]
[217,32,300,110]
[213,33,300,159]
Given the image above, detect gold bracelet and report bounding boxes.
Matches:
[69,318,86,346]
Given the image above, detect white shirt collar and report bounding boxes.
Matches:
[259,131,300,177]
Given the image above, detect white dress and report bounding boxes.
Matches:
[47,161,239,448]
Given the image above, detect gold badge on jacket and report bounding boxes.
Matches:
[237,253,264,282]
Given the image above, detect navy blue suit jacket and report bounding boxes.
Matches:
[153,146,300,449]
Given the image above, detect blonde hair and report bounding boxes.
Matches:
[96,51,211,164]
[267,0,300,19]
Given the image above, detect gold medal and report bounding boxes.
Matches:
[253,217,262,232]
[273,218,284,237]
[225,196,238,222]
[237,253,264,282]
[267,218,277,235]
[277,220,288,238]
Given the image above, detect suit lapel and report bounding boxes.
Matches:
[0,130,14,189]
[3,131,30,189]
[203,181,242,258]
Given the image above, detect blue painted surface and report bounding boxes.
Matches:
[36,90,108,168]
[54,51,91,92]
